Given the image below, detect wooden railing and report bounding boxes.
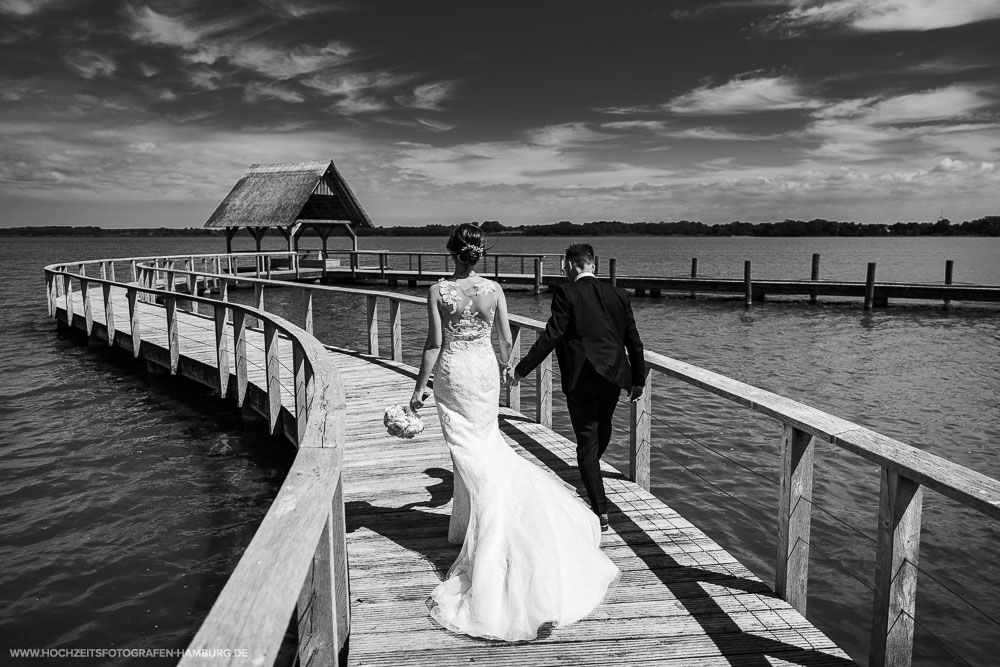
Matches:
[44,251,1000,667]
[43,254,350,667]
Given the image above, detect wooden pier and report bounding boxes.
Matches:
[41,251,1000,667]
[293,249,1000,308]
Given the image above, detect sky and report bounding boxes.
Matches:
[1,0,999,228]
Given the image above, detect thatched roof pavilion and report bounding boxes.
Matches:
[204,160,373,254]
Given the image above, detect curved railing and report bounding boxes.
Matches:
[43,253,350,667]
[44,251,1000,667]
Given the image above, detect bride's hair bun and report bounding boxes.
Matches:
[447,222,487,265]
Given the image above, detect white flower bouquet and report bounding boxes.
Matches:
[383,404,425,439]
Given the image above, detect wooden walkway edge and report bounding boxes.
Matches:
[55,284,856,666]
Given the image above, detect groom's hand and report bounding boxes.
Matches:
[629,385,644,403]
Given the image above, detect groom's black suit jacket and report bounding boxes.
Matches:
[515,276,645,393]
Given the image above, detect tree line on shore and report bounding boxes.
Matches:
[3,216,999,237]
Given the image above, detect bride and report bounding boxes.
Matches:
[409,223,618,642]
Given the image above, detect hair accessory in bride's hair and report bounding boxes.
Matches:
[383,404,425,439]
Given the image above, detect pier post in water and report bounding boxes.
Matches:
[533,258,542,296]
[810,254,820,304]
[690,258,698,299]
[944,260,954,309]
[608,258,617,287]
[744,261,753,308]
[864,263,877,311]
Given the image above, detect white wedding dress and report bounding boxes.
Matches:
[429,277,619,642]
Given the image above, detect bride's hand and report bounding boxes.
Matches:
[410,388,428,411]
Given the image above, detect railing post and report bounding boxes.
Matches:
[865,262,877,311]
[130,259,138,283]
[80,277,93,336]
[254,282,264,329]
[166,295,179,374]
[775,425,814,615]
[292,343,311,446]
[45,272,55,318]
[214,303,230,399]
[629,370,652,491]
[494,255,500,279]
[264,321,281,435]
[233,310,248,407]
[389,298,402,362]
[127,285,141,358]
[297,478,350,667]
[188,262,198,314]
[304,290,314,335]
[379,253,386,278]
[417,254,423,278]
[103,281,116,346]
[533,258,542,296]
[536,355,552,428]
[366,295,379,357]
[64,274,74,324]
[870,468,923,667]
[108,261,116,282]
[506,325,522,411]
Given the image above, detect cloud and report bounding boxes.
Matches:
[0,0,74,17]
[258,0,352,18]
[226,42,351,79]
[415,118,454,132]
[244,81,305,103]
[126,6,206,47]
[63,50,117,79]
[525,123,610,147]
[601,120,670,132]
[667,74,821,114]
[759,0,1000,34]
[396,81,455,110]
[668,126,781,141]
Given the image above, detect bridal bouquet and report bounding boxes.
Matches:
[383,404,425,439]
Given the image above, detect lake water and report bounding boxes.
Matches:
[2,235,998,665]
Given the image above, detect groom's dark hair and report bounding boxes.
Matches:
[565,243,595,268]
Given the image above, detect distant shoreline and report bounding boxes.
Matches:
[2,216,998,237]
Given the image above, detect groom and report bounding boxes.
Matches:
[512,243,645,531]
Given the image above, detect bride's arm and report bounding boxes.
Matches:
[411,287,443,410]
[494,286,513,369]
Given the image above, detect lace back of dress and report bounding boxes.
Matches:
[439,278,497,343]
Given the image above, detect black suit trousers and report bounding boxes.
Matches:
[565,363,622,516]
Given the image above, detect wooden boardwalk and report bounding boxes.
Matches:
[57,283,856,666]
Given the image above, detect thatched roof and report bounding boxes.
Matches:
[204,160,373,229]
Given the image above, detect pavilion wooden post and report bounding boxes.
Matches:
[318,227,334,279]
[870,469,923,667]
[225,227,237,254]
[776,425,815,615]
[629,370,652,491]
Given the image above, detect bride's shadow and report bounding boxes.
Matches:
[345,467,459,579]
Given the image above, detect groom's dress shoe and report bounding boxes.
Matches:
[598,513,609,532]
